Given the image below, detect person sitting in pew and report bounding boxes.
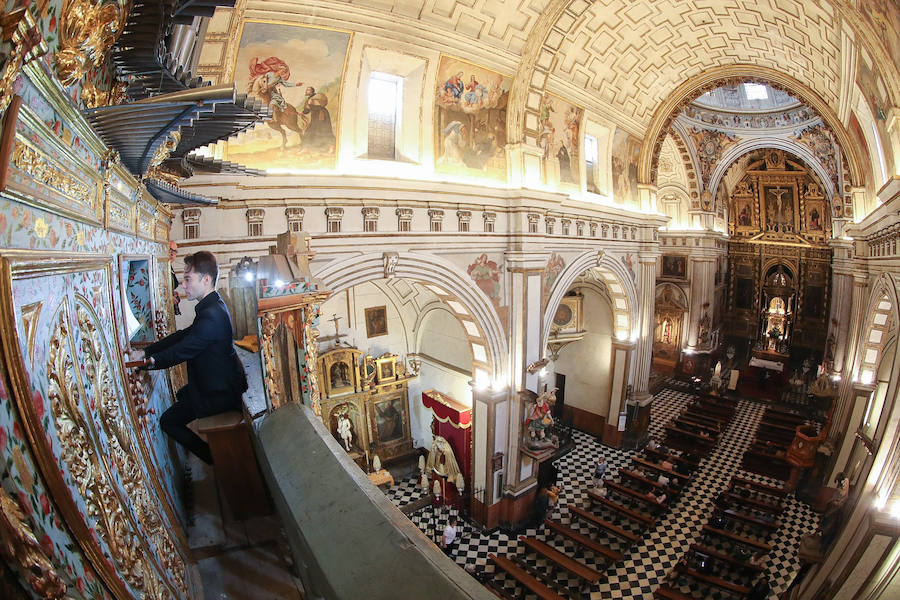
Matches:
[661,458,675,471]
[648,490,667,504]
[675,461,692,476]
[658,473,670,487]
[747,576,771,600]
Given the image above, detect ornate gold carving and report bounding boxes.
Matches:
[0,8,47,114]
[11,141,94,206]
[147,131,181,173]
[304,307,322,417]
[47,303,178,599]
[55,0,128,86]
[261,312,282,410]
[80,79,126,109]
[19,301,42,362]
[73,300,185,596]
[0,486,66,599]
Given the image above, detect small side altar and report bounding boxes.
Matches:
[317,349,418,470]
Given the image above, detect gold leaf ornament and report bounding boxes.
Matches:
[55,0,128,86]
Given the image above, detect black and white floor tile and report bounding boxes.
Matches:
[385,388,819,599]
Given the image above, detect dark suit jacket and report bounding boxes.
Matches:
[145,291,247,415]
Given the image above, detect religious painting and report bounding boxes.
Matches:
[854,54,894,173]
[661,255,687,279]
[365,305,388,338]
[611,128,640,205]
[763,185,795,234]
[538,93,583,186]
[434,56,510,181]
[230,21,351,171]
[375,354,396,383]
[804,285,825,319]
[735,277,754,310]
[735,199,755,229]
[861,1,900,68]
[805,200,825,232]
[328,360,353,392]
[373,396,405,444]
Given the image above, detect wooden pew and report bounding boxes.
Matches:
[732,476,788,499]
[680,411,727,429]
[587,490,656,526]
[742,451,791,481]
[570,506,640,544]
[605,480,669,511]
[619,468,678,494]
[720,508,779,533]
[702,525,772,553]
[488,553,566,600]
[654,584,694,600]
[674,418,720,437]
[689,544,765,576]
[665,425,716,455]
[645,447,700,469]
[633,457,691,483]
[759,420,800,436]
[519,536,604,586]
[677,565,751,597]
[723,490,782,515]
[544,520,624,564]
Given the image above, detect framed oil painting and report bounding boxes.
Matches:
[365,306,388,338]
[763,184,796,234]
[661,255,687,279]
[231,21,352,171]
[372,395,406,444]
[434,55,510,182]
[375,354,396,383]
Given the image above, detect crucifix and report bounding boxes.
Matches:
[317,313,348,346]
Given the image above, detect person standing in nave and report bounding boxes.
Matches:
[132,251,247,464]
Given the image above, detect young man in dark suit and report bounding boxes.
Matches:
[132,251,247,464]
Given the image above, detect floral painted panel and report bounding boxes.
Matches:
[13,74,101,169]
[0,357,112,599]
[122,259,153,343]
[7,262,193,598]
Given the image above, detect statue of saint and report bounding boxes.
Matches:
[337,413,353,451]
[525,388,559,450]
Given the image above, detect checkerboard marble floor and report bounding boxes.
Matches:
[385,388,819,599]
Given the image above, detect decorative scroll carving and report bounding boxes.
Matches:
[0,486,66,599]
[11,141,94,206]
[48,303,177,599]
[55,0,128,86]
[47,307,145,590]
[0,8,47,114]
[261,312,282,410]
[80,79,127,109]
[74,300,185,595]
[304,307,322,417]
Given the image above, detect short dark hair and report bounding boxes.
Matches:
[449,515,457,524]
[184,251,218,283]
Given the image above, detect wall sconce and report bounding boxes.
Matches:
[526,357,549,375]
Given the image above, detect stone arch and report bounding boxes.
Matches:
[314,252,506,381]
[855,274,900,386]
[708,138,838,203]
[638,65,866,190]
[541,250,637,352]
